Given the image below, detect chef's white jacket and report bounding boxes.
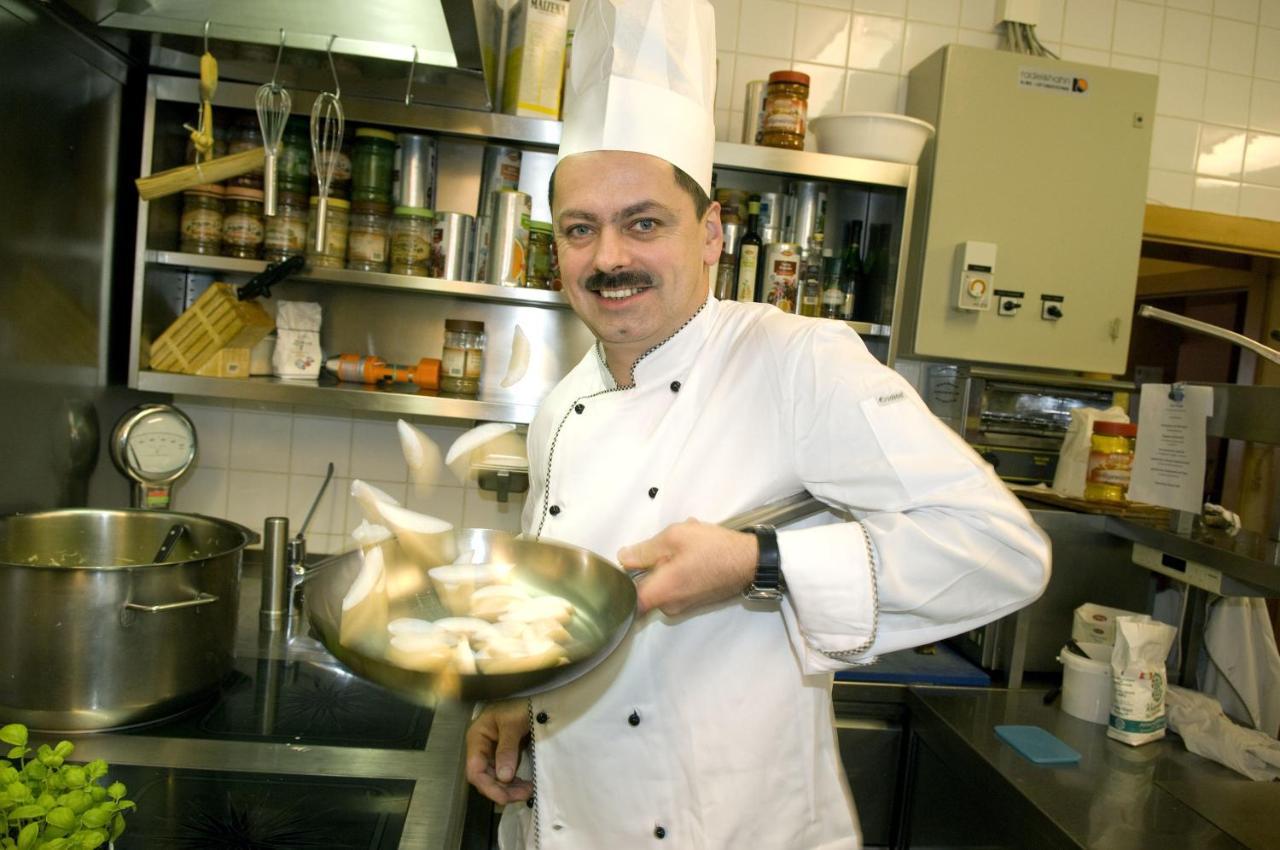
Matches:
[501,296,1050,849]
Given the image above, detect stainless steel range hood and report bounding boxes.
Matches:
[64,0,498,110]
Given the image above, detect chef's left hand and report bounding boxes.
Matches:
[618,520,758,616]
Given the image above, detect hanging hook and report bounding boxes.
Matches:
[202,19,210,53]
[271,28,286,88]
[404,45,418,106]
[325,34,341,98]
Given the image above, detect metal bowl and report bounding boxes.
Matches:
[305,528,636,704]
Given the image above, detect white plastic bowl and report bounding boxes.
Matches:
[809,112,936,164]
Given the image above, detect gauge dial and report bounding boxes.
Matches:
[112,405,198,485]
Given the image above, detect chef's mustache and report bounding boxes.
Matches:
[584,270,655,292]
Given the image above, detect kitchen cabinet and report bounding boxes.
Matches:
[128,75,919,424]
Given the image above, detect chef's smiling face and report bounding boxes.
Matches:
[552,151,722,376]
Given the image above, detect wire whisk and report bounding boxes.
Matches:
[311,35,345,251]
[256,29,292,217]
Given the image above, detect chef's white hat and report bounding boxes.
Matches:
[557,0,718,195]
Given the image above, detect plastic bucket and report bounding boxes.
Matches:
[1059,642,1112,724]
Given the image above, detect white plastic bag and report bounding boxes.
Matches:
[1107,616,1178,746]
[1052,405,1129,498]
[272,301,322,379]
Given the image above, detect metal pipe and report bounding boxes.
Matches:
[1138,305,1280,366]
[260,516,290,632]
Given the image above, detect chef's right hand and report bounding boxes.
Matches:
[465,700,534,804]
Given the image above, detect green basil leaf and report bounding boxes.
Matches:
[87,785,106,803]
[22,761,46,781]
[83,761,107,782]
[77,828,108,850]
[52,741,74,760]
[15,821,38,850]
[7,782,31,801]
[43,840,72,850]
[36,792,57,810]
[79,807,110,829]
[61,767,85,789]
[112,800,136,812]
[106,782,125,801]
[5,747,25,761]
[8,803,45,819]
[0,725,27,748]
[46,804,78,831]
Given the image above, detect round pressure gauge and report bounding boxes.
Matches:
[111,404,198,509]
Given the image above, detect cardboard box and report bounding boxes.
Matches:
[502,0,570,119]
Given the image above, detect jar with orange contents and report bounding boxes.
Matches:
[1084,421,1138,502]
[760,71,810,150]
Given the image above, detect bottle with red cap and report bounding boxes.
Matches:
[1084,420,1139,502]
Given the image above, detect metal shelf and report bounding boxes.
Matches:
[137,371,539,424]
[146,251,571,308]
[846,320,891,338]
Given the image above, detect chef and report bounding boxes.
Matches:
[465,1,1051,847]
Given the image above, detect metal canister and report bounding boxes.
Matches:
[742,80,767,145]
[474,145,524,280]
[433,211,476,281]
[790,181,827,250]
[394,132,438,210]
[757,191,784,244]
[484,190,531,287]
[721,222,743,257]
[762,242,801,313]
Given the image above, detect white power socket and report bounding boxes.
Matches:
[997,0,1040,25]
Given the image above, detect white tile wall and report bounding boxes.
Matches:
[1204,71,1255,126]
[1208,18,1257,75]
[1114,2,1164,59]
[1256,27,1280,80]
[794,6,853,65]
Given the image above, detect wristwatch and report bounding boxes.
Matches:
[743,525,785,601]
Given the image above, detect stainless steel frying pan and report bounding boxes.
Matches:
[304,492,824,705]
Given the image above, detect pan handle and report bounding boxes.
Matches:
[124,592,219,613]
[720,491,824,531]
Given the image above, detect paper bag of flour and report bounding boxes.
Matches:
[1052,406,1130,498]
[272,301,322,380]
[1107,616,1178,746]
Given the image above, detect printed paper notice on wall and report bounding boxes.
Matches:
[1127,384,1213,513]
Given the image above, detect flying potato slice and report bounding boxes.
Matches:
[387,631,455,672]
[468,583,531,621]
[340,545,389,652]
[387,617,444,636]
[351,520,393,551]
[433,616,499,646]
[377,501,457,566]
[453,637,478,675]
[397,419,444,485]
[500,324,531,388]
[351,480,400,524]
[500,595,575,625]
[428,563,514,615]
[476,636,568,674]
[444,422,517,481]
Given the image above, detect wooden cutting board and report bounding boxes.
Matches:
[1013,487,1173,522]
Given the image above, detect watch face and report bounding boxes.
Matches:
[125,410,196,478]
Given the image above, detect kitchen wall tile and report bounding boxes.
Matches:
[232,398,292,415]
[1204,71,1254,125]
[287,472,345,536]
[406,483,466,529]
[1192,175,1243,211]
[1243,131,1280,185]
[739,0,798,58]
[1196,124,1249,175]
[1263,0,1280,26]
[844,69,907,111]
[1113,1,1165,58]
[1157,62,1208,118]
[1161,10,1212,65]
[288,411,351,478]
[1147,168,1197,205]
[1062,0,1116,49]
[350,418,409,483]
[340,478,406,530]
[794,6,853,65]
[958,28,1002,45]
[178,400,232,470]
[732,53,788,115]
[422,421,489,488]
[1111,53,1161,72]
[1215,0,1261,21]
[849,14,907,71]
[903,21,958,71]
[1208,18,1257,74]
[717,52,738,110]
[729,110,747,141]
[1255,27,1280,79]
[1060,45,1114,63]
[1151,115,1203,169]
[805,0,856,8]
[1239,183,1280,218]
[716,109,731,141]
[1039,0,1068,41]
[304,534,341,555]
[857,0,909,17]
[908,0,961,24]
[793,61,850,116]
[174,467,228,518]
[1252,78,1280,129]
[1168,0,1213,12]
[225,470,290,535]
[960,0,997,30]
[713,0,742,51]
[229,408,292,473]
[463,486,526,534]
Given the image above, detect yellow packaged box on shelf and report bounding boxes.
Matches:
[149,282,274,377]
[502,0,570,119]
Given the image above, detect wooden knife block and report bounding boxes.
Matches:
[149,283,273,377]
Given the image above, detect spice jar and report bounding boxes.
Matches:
[179,184,224,255]
[312,129,353,199]
[351,128,397,204]
[1084,421,1138,503]
[441,319,486,395]
[227,113,265,188]
[389,206,435,276]
[307,196,350,269]
[263,190,309,263]
[526,221,554,289]
[222,186,265,259]
[761,70,810,150]
[347,200,391,273]
[277,117,312,196]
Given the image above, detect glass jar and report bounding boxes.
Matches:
[307,196,350,269]
[526,221,554,289]
[222,186,265,259]
[441,319,486,395]
[761,70,810,150]
[1084,421,1138,502]
[277,116,312,196]
[389,206,435,276]
[347,200,391,272]
[263,190,309,263]
[179,184,224,255]
[351,127,397,204]
[227,113,265,188]
[312,129,353,199]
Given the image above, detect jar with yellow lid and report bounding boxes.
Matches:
[347,199,391,273]
[761,70,810,150]
[389,206,435,276]
[263,189,309,263]
[307,196,350,269]
[1084,420,1138,502]
[179,183,224,255]
[441,319,486,395]
[221,186,265,259]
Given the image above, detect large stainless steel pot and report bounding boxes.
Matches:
[0,509,257,731]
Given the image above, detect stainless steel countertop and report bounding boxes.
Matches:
[65,564,471,850]
[907,687,1266,850]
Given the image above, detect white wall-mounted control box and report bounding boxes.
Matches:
[956,241,996,311]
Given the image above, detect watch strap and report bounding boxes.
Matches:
[744,525,785,599]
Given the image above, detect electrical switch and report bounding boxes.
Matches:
[1041,295,1064,320]
[995,289,1023,316]
[955,241,997,311]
